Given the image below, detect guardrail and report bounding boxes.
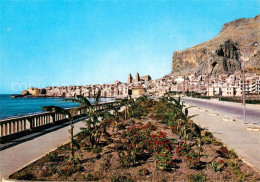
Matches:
[0,101,120,143]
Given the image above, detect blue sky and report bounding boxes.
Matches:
[0,0,259,94]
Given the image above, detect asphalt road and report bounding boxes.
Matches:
[182,97,260,125]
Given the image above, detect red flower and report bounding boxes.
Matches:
[219,159,225,163]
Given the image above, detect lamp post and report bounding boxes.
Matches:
[204,46,210,97]
[242,48,249,124]
[237,32,250,124]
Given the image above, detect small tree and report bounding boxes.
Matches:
[191,123,203,162]
[116,96,133,120]
[42,106,77,161]
[177,107,196,144]
[166,94,196,138]
[79,107,111,148]
[111,105,121,132]
[98,110,113,138]
[94,90,101,106]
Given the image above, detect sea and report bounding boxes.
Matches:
[0,94,114,119]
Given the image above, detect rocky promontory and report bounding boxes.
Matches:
[171,15,260,75]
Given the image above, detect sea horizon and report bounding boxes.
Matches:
[0,94,114,120]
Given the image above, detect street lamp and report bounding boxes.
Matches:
[242,48,249,124]
[204,46,211,97]
[238,32,251,124]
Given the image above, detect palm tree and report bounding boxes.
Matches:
[116,96,133,120]
[63,95,92,107]
[178,107,196,144]
[166,94,196,143]
[191,123,203,162]
[63,95,92,117]
[42,106,76,161]
[84,107,102,148]
[110,104,121,132]
[101,110,113,135]
[94,90,101,106]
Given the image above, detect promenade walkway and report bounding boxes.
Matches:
[1,101,259,181]
[0,116,86,181]
[188,105,260,173]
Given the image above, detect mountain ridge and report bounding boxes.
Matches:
[171,15,260,76]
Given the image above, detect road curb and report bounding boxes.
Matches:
[246,127,260,132]
[183,97,260,110]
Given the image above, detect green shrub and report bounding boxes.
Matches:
[218,146,230,158]
[188,173,207,182]
[117,123,127,130]
[50,165,57,174]
[228,161,241,171]
[138,168,150,176]
[93,145,102,153]
[212,139,223,146]
[155,149,177,171]
[207,160,225,172]
[235,171,252,181]
[84,173,100,181]
[229,149,238,158]
[110,172,134,182]
[10,169,36,181]
[45,151,58,162]
[58,162,84,176]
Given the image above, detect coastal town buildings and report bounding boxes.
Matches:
[21,73,260,99]
[131,86,146,97]
[27,87,40,95]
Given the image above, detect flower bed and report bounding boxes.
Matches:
[10,97,260,181]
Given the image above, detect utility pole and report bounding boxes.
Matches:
[219,83,222,101]
[239,32,250,124]
[191,80,193,98]
[205,46,210,97]
[182,76,185,95]
[242,48,248,124]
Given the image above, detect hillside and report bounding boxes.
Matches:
[171,15,260,75]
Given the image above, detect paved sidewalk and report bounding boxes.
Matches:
[188,106,260,172]
[0,118,86,181]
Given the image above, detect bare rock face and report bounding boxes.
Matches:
[195,40,241,75]
[171,15,260,75]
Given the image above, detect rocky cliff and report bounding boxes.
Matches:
[171,15,260,75]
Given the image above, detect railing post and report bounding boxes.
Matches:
[10,122,14,134]
[7,123,11,135]
[51,113,55,123]
[0,124,3,137]
[3,124,6,136]
[26,117,32,130]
